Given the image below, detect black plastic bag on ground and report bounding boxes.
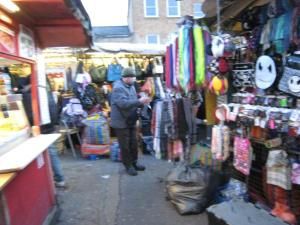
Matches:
[166,162,224,215]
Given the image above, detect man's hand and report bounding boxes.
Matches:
[139,96,151,104]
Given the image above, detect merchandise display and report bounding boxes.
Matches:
[0,69,12,95]
[161,1,300,222]
[0,94,30,156]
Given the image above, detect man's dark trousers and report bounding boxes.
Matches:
[115,127,138,169]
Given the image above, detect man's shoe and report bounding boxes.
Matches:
[133,162,146,171]
[55,181,66,188]
[126,166,138,176]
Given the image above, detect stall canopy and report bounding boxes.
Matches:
[12,0,92,48]
[202,0,272,24]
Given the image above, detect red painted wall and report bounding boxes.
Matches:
[2,151,55,225]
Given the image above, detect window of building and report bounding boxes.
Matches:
[144,0,158,17]
[146,34,159,44]
[193,3,205,19]
[167,0,180,17]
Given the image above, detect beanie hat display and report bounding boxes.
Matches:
[122,67,136,77]
[208,59,219,74]
[209,75,228,95]
[219,57,230,74]
[211,36,225,58]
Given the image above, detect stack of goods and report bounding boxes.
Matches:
[0,69,12,95]
[80,113,111,157]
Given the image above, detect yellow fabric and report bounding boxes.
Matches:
[205,89,217,125]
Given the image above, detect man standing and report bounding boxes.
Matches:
[110,68,151,176]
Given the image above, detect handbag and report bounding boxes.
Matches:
[233,136,252,175]
[278,55,300,97]
[89,65,107,83]
[231,63,255,88]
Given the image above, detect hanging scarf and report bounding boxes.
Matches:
[203,27,213,83]
[154,77,165,99]
[165,45,171,88]
[174,37,179,89]
[211,125,230,161]
[179,23,192,93]
[169,43,174,89]
[178,27,185,90]
[193,25,206,87]
[291,7,300,48]
[153,101,163,159]
[189,27,195,90]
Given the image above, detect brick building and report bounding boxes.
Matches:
[92,0,205,46]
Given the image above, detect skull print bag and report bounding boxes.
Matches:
[231,63,255,88]
[278,55,300,97]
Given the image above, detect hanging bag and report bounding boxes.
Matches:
[231,63,255,88]
[107,63,123,82]
[233,136,252,175]
[278,54,300,97]
[89,64,107,83]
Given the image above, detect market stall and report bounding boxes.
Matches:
[161,0,300,224]
[41,48,164,157]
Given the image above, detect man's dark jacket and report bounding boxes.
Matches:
[110,80,142,128]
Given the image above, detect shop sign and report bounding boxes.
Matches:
[0,22,17,55]
[18,24,36,59]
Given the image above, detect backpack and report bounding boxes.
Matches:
[78,84,98,110]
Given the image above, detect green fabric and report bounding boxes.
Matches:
[193,25,205,86]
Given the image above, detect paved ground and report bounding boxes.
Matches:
[54,153,208,225]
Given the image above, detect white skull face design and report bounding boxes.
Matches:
[255,56,276,89]
[211,36,224,58]
[288,76,300,93]
[208,59,219,74]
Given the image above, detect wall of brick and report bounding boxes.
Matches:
[132,0,205,44]
[95,0,205,45]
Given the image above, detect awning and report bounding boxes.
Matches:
[94,42,166,55]
[12,0,92,48]
[203,0,272,24]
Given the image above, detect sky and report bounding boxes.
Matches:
[81,0,129,27]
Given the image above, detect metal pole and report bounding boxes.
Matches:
[216,0,221,35]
